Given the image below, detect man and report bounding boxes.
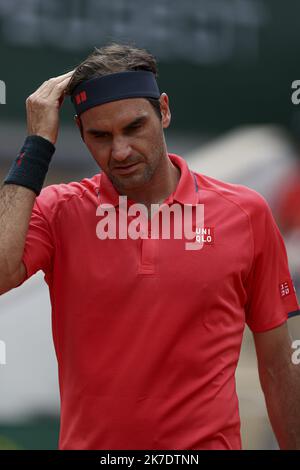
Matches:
[0,43,299,450]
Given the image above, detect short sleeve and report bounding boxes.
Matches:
[17,188,56,287]
[245,195,300,332]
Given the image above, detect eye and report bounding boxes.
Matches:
[95,132,109,138]
[127,124,142,132]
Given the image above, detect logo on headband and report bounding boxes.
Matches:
[75,91,87,105]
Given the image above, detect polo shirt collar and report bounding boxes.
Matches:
[98,153,199,207]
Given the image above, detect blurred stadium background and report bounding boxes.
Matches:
[0,0,300,450]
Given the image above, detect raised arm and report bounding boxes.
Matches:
[0,71,73,294]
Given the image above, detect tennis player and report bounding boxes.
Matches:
[0,43,299,450]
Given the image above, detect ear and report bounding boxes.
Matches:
[159,93,171,129]
[74,115,85,141]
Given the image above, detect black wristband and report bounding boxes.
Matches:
[3,135,55,196]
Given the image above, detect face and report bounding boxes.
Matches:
[76,93,171,193]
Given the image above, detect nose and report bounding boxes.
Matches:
[111,136,132,162]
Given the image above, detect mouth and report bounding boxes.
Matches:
[113,162,141,175]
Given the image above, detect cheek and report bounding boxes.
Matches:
[86,140,110,165]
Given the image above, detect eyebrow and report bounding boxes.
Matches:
[86,115,148,136]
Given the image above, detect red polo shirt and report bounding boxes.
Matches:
[19,153,299,450]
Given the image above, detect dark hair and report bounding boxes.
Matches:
[66,42,162,120]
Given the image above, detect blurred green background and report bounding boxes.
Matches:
[1,0,300,133]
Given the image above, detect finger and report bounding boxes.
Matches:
[32,70,75,97]
[58,70,74,77]
[49,70,75,82]
[58,92,66,109]
[38,74,74,100]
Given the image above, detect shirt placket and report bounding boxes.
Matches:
[137,206,161,276]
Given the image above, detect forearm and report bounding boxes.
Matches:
[0,183,35,279]
[259,360,300,449]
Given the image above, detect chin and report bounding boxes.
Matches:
[111,169,153,192]
[114,175,146,191]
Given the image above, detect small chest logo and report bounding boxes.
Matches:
[185,226,215,251]
[195,227,215,245]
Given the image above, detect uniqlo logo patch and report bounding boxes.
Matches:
[195,226,215,245]
[279,281,291,298]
